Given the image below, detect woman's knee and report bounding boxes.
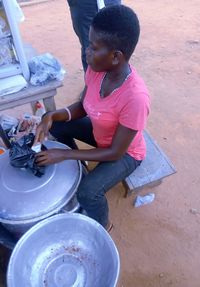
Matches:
[77,179,100,206]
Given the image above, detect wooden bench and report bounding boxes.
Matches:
[0,80,62,113]
[122,130,176,197]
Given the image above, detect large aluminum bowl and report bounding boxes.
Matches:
[7,213,120,287]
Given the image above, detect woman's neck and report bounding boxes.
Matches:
[106,62,131,82]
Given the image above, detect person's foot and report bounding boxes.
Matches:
[79,210,113,232]
[105,221,113,233]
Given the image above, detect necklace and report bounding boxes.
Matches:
[99,71,132,98]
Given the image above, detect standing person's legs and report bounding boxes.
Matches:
[67,0,121,72]
[105,0,121,6]
[67,0,98,72]
[49,117,97,149]
[77,154,141,228]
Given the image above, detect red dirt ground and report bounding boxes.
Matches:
[0,0,200,286]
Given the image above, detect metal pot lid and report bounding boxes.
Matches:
[0,141,82,222]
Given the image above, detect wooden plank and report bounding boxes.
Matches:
[0,80,62,111]
[125,130,176,192]
[0,90,57,111]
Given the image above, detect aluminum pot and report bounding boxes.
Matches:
[7,213,120,287]
[61,194,80,214]
[0,141,82,238]
[2,194,81,238]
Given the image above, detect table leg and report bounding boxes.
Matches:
[30,101,37,115]
[43,96,56,112]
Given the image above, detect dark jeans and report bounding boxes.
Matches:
[67,0,121,71]
[50,117,141,228]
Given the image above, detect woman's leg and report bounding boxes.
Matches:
[49,117,97,149]
[77,153,141,228]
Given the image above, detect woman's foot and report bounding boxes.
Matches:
[105,221,113,233]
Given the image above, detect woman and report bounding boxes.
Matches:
[35,5,150,231]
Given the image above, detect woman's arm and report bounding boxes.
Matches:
[47,101,87,122]
[48,86,87,122]
[34,87,87,143]
[35,124,138,165]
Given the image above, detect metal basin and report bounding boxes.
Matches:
[7,213,120,287]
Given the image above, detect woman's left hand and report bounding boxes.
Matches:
[35,149,66,166]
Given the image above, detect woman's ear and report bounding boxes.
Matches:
[112,50,123,65]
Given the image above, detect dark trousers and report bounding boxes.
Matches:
[67,0,121,71]
[50,117,141,228]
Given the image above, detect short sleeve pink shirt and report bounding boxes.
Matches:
[83,66,150,160]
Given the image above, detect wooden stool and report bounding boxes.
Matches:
[123,130,176,197]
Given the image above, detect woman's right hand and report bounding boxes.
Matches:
[34,113,53,144]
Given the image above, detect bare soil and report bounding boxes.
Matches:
[1,0,200,286]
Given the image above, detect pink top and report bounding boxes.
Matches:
[83,66,150,160]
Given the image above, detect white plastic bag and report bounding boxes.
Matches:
[29,53,66,86]
[97,0,105,10]
[0,115,19,131]
[134,193,155,208]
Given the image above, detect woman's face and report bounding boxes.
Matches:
[86,27,115,72]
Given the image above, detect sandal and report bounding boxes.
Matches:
[106,221,114,233]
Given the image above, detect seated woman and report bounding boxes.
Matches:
[35,5,150,231]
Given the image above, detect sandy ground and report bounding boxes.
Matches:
[1,0,200,286]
